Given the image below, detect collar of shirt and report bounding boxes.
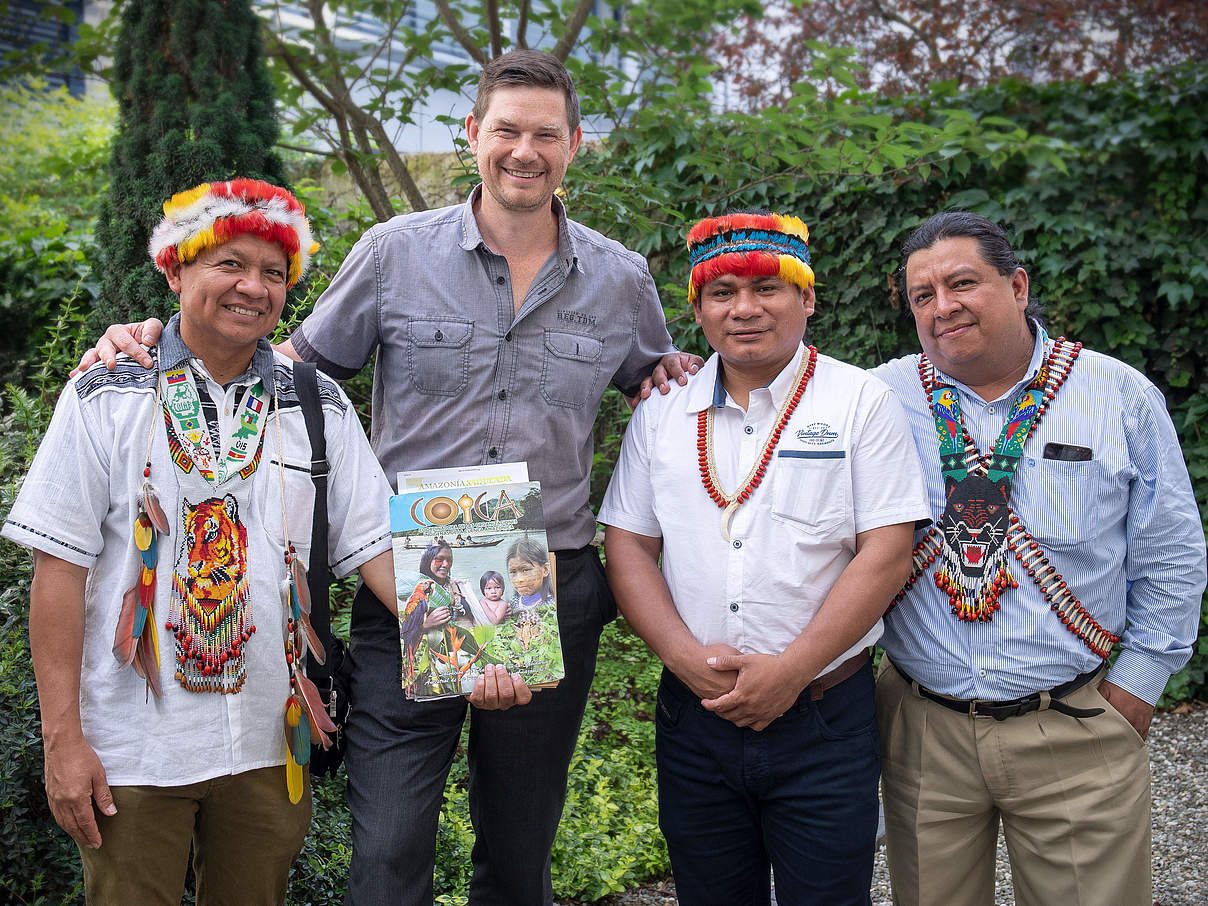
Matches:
[682,342,809,416]
[457,184,583,277]
[160,312,277,389]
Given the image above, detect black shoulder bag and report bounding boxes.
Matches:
[294,362,353,777]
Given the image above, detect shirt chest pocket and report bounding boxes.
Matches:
[770,451,851,535]
[541,330,603,410]
[407,318,473,396]
[260,459,317,569]
[1019,458,1103,548]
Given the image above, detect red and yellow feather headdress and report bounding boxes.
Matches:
[149,179,318,288]
[686,213,814,302]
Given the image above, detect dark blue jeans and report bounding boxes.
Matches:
[655,661,880,906]
[342,546,614,906]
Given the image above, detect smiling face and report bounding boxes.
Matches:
[466,85,582,216]
[508,557,549,597]
[428,548,453,583]
[904,236,1032,389]
[693,274,814,391]
[168,234,288,372]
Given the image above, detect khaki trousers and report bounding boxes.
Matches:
[876,658,1151,906]
[79,765,311,906]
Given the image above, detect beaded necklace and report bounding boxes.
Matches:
[697,346,817,541]
[888,337,1119,658]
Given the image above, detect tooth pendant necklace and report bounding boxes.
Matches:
[697,347,817,541]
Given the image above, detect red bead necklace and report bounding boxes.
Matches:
[697,346,817,539]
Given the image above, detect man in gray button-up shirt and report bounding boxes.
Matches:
[290,184,675,554]
[287,64,688,904]
[77,49,694,906]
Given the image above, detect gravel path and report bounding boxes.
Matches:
[580,703,1208,906]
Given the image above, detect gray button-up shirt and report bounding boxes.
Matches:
[292,187,675,550]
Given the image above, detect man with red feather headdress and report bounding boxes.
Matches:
[3,179,399,904]
[599,211,931,905]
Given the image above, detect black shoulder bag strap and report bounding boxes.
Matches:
[293,362,333,683]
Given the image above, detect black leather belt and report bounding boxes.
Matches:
[895,662,1105,721]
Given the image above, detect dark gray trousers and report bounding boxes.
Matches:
[343,546,613,906]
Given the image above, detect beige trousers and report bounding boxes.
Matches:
[876,658,1152,906]
[79,765,312,906]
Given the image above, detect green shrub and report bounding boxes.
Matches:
[0,82,112,388]
[0,306,92,905]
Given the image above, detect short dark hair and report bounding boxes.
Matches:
[473,49,581,133]
[479,570,505,594]
[896,210,1045,328]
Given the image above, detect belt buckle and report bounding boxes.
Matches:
[982,694,1039,721]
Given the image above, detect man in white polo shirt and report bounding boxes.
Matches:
[598,211,931,905]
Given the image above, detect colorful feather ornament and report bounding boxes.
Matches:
[290,554,311,614]
[141,480,170,536]
[283,695,306,804]
[298,611,325,666]
[131,615,163,701]
[292,659,336,748]
[114,406,166,700]
[272,389,334,802]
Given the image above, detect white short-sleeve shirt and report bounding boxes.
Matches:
[3,351,392,787]
[598,343,931,674]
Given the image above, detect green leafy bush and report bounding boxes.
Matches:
[0,82,113,387]
[0,308,91,905]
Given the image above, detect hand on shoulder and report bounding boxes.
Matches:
[629,352,703,408]
[71,319,164,376]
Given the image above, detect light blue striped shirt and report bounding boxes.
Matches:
[872,328,1205,705]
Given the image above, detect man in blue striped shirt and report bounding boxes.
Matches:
[871,211,1205,906]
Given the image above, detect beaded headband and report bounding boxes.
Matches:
[686,213,814,302]
[149,179,318,288]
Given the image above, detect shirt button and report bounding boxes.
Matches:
[744,425,754,435]
[978,668,987,677]
[987,406,996,415]
[496,276,505,285]
[505,332,513,342]
[498,389,507,400]
[732,539,742,549]
[434,330,444,341]
[729,602,739,613]
[488,447,498,458]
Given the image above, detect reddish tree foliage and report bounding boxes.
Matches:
[717,0,1208,107]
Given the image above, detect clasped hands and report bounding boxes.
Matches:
[673,644,805,732]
